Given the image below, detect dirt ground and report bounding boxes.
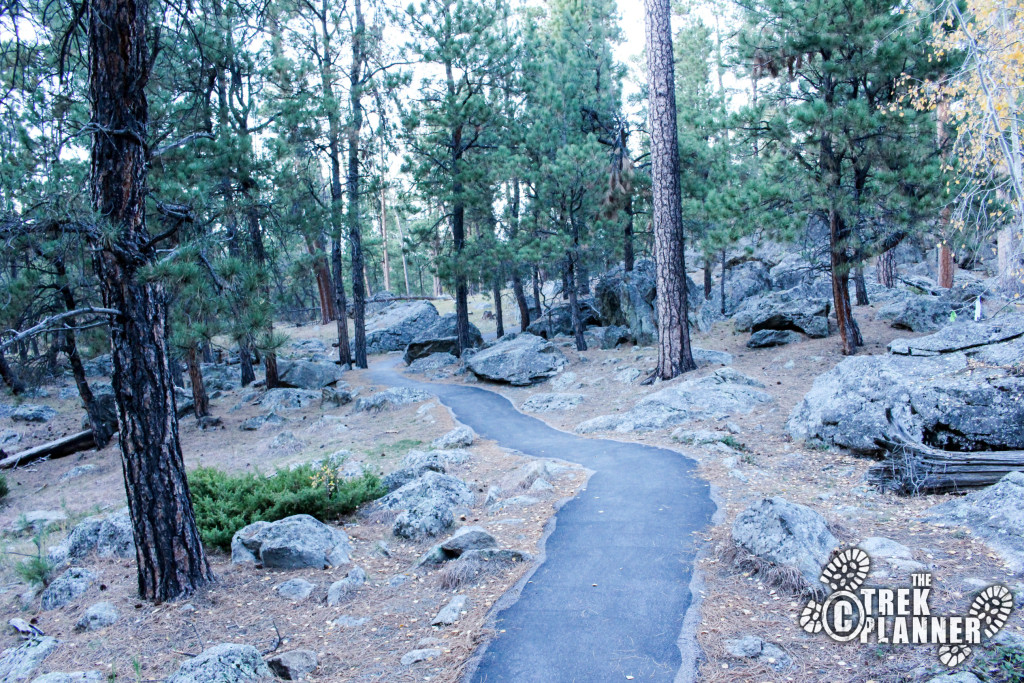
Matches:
[0,292,1021,682]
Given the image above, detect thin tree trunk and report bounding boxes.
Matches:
[347,0,368,368]
[88,0,211,601]
[567,252,587,351]
[0,347,26,395]
[512,270,530,332]
[646,0,696,378]
[829,210,863,355]
[703,255,713,299]
[381,183,391,292]
[492,277,505,339]
[238,341,255,387]
[624,196,635,273]
[938,242,955,288]
[397,216,411,295]
[185,346,210,419]
[307,238,336,324]
[247,196,279,389]
[877,248,896,288]
[719,249,726,315]
[532,266,543,318]
[331,235,352,367]
[854,265,869,306]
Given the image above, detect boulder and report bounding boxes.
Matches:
[889,314,1024,356]
[321,385,355,407]
[787,350,1024,454]
[769,252,824,290]
[584,325,632,350]
[403,314,484,364]
[466,333,567,386]
[928,471,1024,573]
[32,672,104,683]
[382,464,446,493]
[723,635,791,671]
[526,300,601,339]
[40,567,96,610]
[371,471,475,513]
[0,637,58,681]
[11,405,57,424]
[431,595,469,625]
[731,498,837,589]
[365,301,440,354]
[266,650,318,681]
[521,393,585,412]
[1,428,20,448]
[721,260,773,314]
[733,286,830,338]
[393,499,455,539]
[47,509,135,568]
[747,329,802,348]
[326,566,366,606]
[875,293,954,332]
[432,426,474,449]
[290,338,327,355]
[74,602,118,632]
[407,353,458,374]
[276,360,346,390]
[418,526,498,566]
[353,387,432,412]
[82,354,112,377]
[276,578,315,601]
[166,644,273,683]
[692,348,734,366]
[259,389,320,412]
[594,260,659,345]
[239,412,286,431]
[230,514,351,569]
[403,449,470,468]
[576,367,773,433]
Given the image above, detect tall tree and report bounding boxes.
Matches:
[88,0,212,600]
[645,0,697,378]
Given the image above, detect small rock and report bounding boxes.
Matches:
[40,567,96,611]
[432,426,474,449]
[521,393,585,412]
[329,615,368,627]
[400,648,442,666]
[8,619,41,637]
[431,595,469,625]
[165,643,273,683]
[59,465,97,482]
[723,635,791,671]
[529,478,554,492]
[276,578,315,601]
[11,405,57,424]
[924,674,982,683]
[418,526,499,566]
[858,537,913,561]
[231,515,351,569]
[327,567,367,606]
[0,636,58,681]
[74,602,117,632]
[31,672,105,683]
[747,329,802,348]
[266,649,318,681]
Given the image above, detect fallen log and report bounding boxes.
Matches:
[0,430,97,469]
[867,411,1024,494]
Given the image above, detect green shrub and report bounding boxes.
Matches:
[189,464,386,551]
[0,473,8,501]
[15,533,54,587]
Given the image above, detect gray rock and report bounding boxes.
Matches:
[31,672,105,683]
[326,566,367,606]
[266,649,318,681]
[259,389,320,412]
[239,412,286,431]
[928,472,1024,572]
[40,567,96,610]
[584,325,632,350]
[521,393,585,412]
[0,428,20,448]
[82,354,112,377]
[403,449,470,467]
[889,314,1024,356]
[723,635,791,671]
[59,465,97,482]
[394,500,456,539]
[876,293,954,332]
[733,286,830,338]
[276,578,316,601]
[466,333,568,386]
[432,426,474,449]
[290,338,328,354]
[721,260,773,315]
[924,674,981,683]
[403,313,483,363]
[95,509,134,558]
[692,348,734,366]
[330,615,368,627]
[526,300,601,339]
[0,637,58,681]
[230,514,351,569]
[372,471,474,511]
[490,495,539,511]
[858,537,913,561]
[576,367,773,433]
[747,329,802,348]
[400,648,442,666]
[321,385,355,407]
[269,431,305,454]
[769,252,823,290]
[47,518,101,567]
[365,301,440,354]
[787,351,1024,453]
[11,405,57,424]
[407,353,458,374]
[276,360,346,390]
[431,595,469,625]
[551,372,578,390]
[14,511,68,535]
[731,498,837,589]
[613,367,642,384]
[354,387,432,413]
[418,526,499,566]
[382,464,446,493]
[166,643,273,683]
[529,478,554,492]
[670,429,735,446]
[74,602,118,631]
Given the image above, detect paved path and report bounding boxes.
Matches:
[370,358,716,682]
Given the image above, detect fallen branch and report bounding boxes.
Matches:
[867,411,1024,494]
[0,430,99,469]
[1,308,119,353]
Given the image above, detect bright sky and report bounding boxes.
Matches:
[614,0,647,65]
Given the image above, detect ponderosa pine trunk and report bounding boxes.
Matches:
[877,248,896,287]
[624,197,635,273]
[331,236,352,367]
[645,0,696,378]
[512,270,530,332]
[88,0,212,601]
[185,345,210,419]
[346,0,369,368]
[854,265,869,306]
[238,342,255,387]
[829,210,863,355]
[247,200,279,388]
[492,277,505,339]
[703,256,713,299]
[938,242,955,289]
[532,266,543,318]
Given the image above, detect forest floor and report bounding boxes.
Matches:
[0,292,1021,682]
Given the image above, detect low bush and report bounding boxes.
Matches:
[189,463,385,551]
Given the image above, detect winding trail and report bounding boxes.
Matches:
[370,358,716,682]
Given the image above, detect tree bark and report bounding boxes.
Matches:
[346,0,369,368]
[397,216,411,295]
[645,0,696,379]
[853,265,869,306]
[829,210,863,355]
[88,0,212,601]
[492,277,505,339]
[331,235,352,367]
[512,270,530,332]
[238,341,255,387]
[877,248,896,287]
[532,266,543,318]
[624,196,635,273]
[0,345,26,395]
[703,255,713,299]
[381,183,391,292]
[938,242,955,289]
